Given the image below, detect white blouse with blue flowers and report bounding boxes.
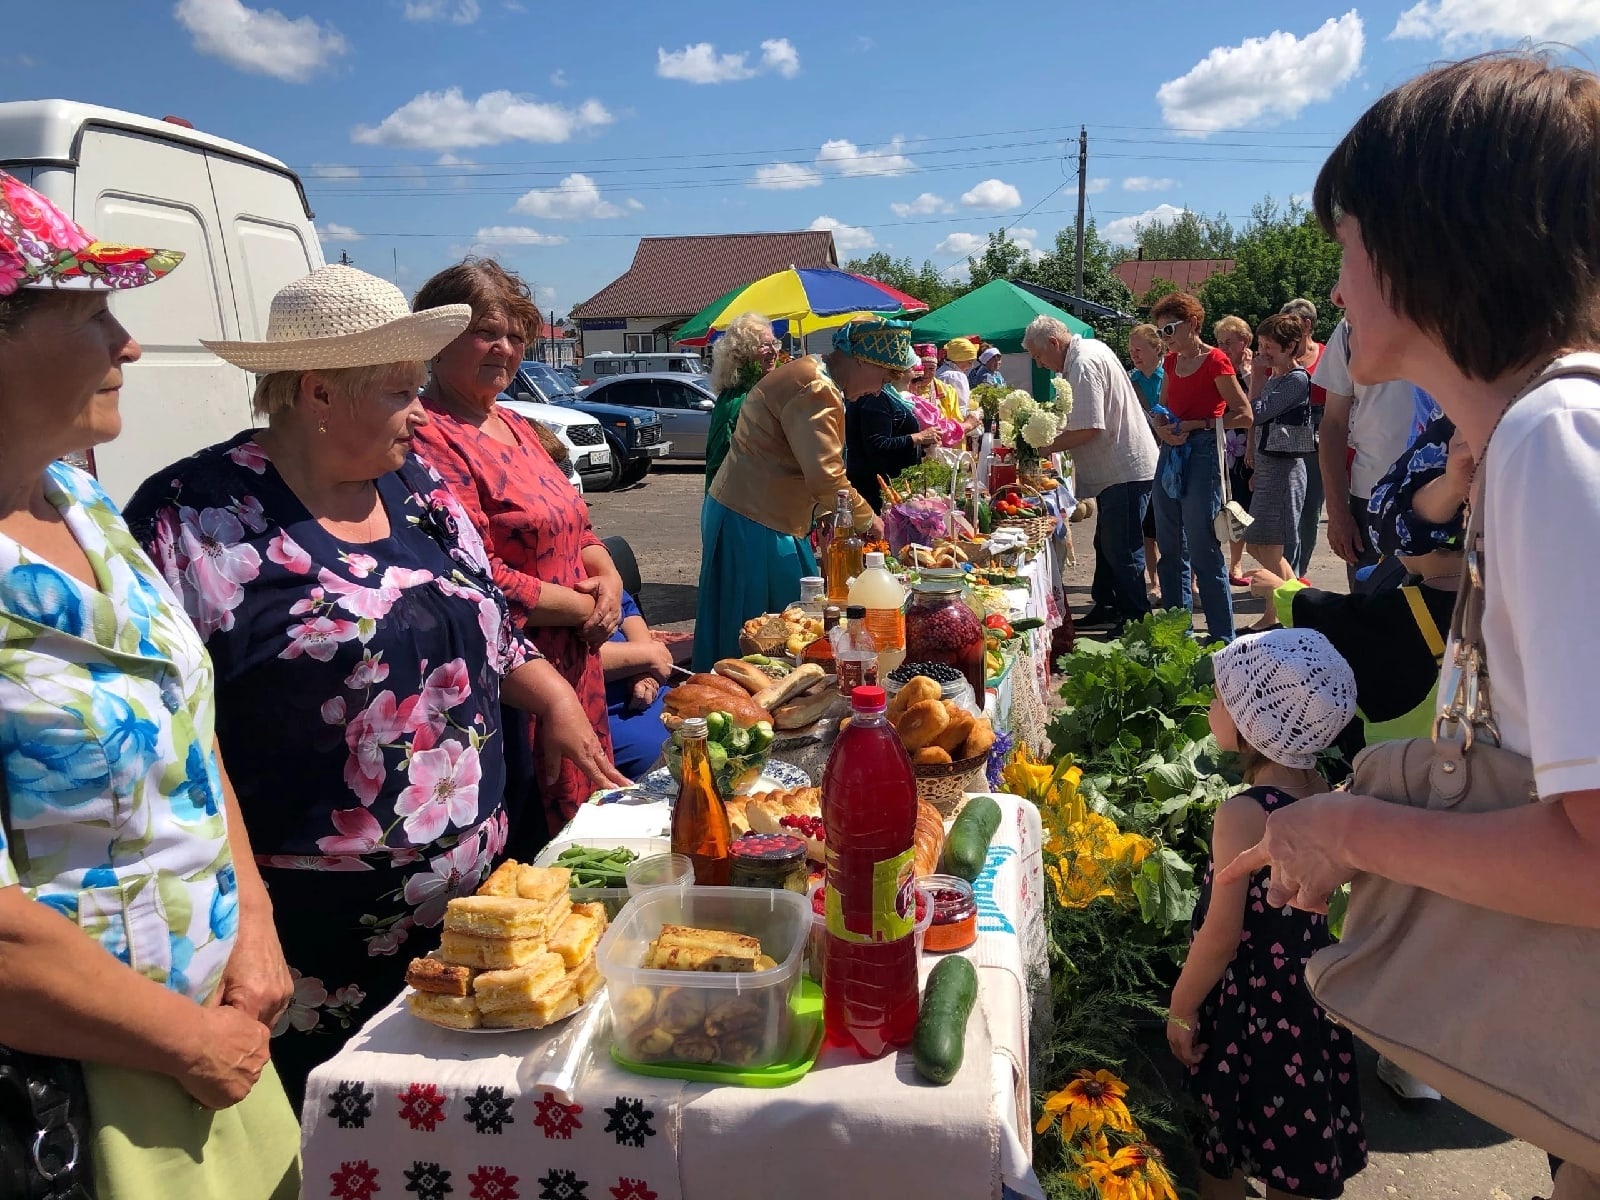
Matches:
[0,462,235,1005]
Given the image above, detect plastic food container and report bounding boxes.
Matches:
[882,666,980,717]
[625,853,694,899]
[534,836,670,919]
[805,881,934,983]
[920,874,978,953]
[598,885,810,1071]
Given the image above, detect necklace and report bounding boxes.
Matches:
[1468,351,1570,493]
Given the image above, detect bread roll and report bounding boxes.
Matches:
[896,699,950,751]
[408,990,481,1030]
[714,658,774,693]
[772,682,835,730]
[913,799,945,878]
[662,684,773,729]
[439,931,548,970]
[753,663,825,711]
[684,672,750,697]
[913,746,952,765]
[889,675,941,720]
[931,705,976,755]
[963,718,997,759]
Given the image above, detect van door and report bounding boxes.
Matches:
[204,152,322,345]
[72,126,248,503]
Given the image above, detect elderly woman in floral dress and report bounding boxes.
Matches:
[124,265,623,1107]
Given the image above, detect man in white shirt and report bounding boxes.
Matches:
[1024,315,1160,631]
[1313,318,1418,589]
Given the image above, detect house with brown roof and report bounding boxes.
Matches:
[1112,258,1234,302]
[570,230,838,354]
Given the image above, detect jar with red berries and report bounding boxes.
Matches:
[904,568,986,706]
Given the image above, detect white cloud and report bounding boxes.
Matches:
[317,222,362,242]
[960,179,1022,210]
[536,285,557,304]
[760,38,800,78]
[174,0,346,83]
[402,0,479,22]
[656,42,756,83]
[308,162,360,179]
[1156,11,1364,134]
[1102,203,1191,247]
[549,68,567,87]
[818,136,915,177]
[512,173,629,220]
[890,192,952,217]
[750,162,823,190]
[1086,177,1110,195]
[808,216,876,252]
[1392,0,1600,45]
[473,225,567,246]
[937,231,986,256]
[352,89,612,148]
[1011,227,1039,256]
[436,152,473,166]
[1122,176,1178,192]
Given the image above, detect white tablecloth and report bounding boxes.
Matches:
[300,796,1047,1200]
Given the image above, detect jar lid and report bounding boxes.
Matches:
[913,567,967,592]
[730,833,808,864]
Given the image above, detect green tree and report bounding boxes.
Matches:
[1139,277,1179,310]
[1023,223,1137,350]
[844,252,963,309]
[1112,209,1237,262]
[1198,198,1342,341]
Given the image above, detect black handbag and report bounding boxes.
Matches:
[0,784,94,1199]
[1260,368,1318,458]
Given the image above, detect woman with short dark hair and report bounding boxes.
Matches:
[1241,313,1313,626]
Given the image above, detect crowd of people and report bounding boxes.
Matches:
[0,45,1596,1200]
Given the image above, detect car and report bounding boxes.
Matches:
[578,373,717,461]
[511,363,670,490]
[495,394,604,492]
[576,351,705,387]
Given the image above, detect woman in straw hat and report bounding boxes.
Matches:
[410,258,629,839]
[692,318,906,668]
[0,172,299,1198]
[123,263,626,1106]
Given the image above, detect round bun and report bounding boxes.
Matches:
[889,675,942,720]
[913,746,952,765]
[896,699,950,750]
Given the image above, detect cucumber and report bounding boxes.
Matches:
[940,796,1002,881]
[913,955,979,1085]
[746,721,775,753]
[1009,616,1045,632]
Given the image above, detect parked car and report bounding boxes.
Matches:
[495,394,605,492]
[576,351,705,387]
[510,364,669,490]
[579,373,716,461]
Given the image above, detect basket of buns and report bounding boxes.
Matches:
[738,609,824,658]
[885,674,997,816]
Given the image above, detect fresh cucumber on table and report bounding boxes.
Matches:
[940,796,1002,882]
[913,955,979,1085]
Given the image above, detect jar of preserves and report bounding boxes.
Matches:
[921,874,978,953]
[904,569,985,706]
[728,833,810,893]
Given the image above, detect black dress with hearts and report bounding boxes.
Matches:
[1185,786,1367,1198]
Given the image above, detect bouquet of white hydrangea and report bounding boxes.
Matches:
[1022,409,1062,449]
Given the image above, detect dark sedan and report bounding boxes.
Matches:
[578,372,715,461]
[512,363,670,489]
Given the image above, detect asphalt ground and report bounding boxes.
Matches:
[585,459,1554,1200]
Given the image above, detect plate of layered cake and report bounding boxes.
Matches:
[403,860,608,1032]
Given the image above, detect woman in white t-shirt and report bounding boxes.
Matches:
[1218,51,1600,1199]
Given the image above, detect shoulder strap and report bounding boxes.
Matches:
[1401,586,1446,657]
[1214,416,1232,503]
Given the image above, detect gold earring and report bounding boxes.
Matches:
[318,418,328,434]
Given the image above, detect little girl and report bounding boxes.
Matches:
[1168,628,1367,1200]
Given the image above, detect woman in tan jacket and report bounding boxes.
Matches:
[693,319,911,668]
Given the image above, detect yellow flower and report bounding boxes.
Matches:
[1035,1069,1136,1138]
[1102,1143,1178,1200]
[1109,830,1154,869]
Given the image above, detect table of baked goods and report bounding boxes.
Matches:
[299,792,1048,1200]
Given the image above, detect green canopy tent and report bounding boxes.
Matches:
[911,279,1093,399]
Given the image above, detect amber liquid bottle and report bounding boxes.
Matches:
[800,604,842,671]
[825,489,864,603]
[670,717,731,885]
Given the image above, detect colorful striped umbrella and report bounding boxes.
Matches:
[674,267,928,345]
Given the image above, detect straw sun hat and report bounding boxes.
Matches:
[201,264,470,372]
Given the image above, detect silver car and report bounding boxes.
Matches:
[579,372,715,460]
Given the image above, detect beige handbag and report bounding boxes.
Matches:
[1306,362,1600,1173]
[1211,416,1253,545]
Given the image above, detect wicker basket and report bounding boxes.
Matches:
[991,482,1058,551]
[913,749,990,817]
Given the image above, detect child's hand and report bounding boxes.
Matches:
[1166,1013,1206,1066]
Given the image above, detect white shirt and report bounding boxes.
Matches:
[1060,336,1159,498]
[936,364,972,413]
[1313,320,1418,498]
[1465,352,1600,798]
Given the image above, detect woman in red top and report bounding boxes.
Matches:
[1149,291,1252,641]
[411,260,629,849]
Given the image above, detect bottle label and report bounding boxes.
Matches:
[863,607,905,651]
[824,847,917,944]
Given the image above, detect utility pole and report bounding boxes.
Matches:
[338,249,352,266]
[1074,125,1087,299]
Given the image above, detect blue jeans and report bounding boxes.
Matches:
[1151,431,1235,642]
[1090,479,1153,622]
[1288,445,1325,577]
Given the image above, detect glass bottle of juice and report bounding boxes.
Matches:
[801,604,842,671]
[670,717,730,885]
[848,551,907,676]
[824,489,864,603]
[821,685,920,1059]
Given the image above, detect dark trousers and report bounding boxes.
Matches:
[1288,450,1325,577]
[1090,479,1154,621]
[1345,493,1382,592]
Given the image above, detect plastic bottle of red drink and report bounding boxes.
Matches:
[820,684,920,1058]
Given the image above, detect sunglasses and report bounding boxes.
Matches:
[1156,319,1185,338]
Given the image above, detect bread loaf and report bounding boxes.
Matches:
[662,684,773,728]
[913,799,945,879]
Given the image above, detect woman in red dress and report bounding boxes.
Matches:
[411,259,628,847]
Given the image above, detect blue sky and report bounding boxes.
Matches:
[6,1,1598,316]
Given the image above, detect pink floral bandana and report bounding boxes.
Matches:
[0,171,183,297]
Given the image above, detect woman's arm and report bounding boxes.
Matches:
[574,543,622,645]
[1168,794,1267,1063]
[1252,370,1310,423]
[212,749,293,1029]
[1218,370,1254,430]
[599,616,674,682]
[501,657,631,788]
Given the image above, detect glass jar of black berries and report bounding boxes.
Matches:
[903,570,986,709]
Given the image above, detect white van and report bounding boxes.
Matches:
[576,351,703,388]
[0,99,324,503]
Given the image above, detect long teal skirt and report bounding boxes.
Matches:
[693,495,818,670]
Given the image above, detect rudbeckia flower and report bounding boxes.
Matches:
[1035,1069,1136,1138]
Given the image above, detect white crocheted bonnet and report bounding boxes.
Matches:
[1212,628,1357,769]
